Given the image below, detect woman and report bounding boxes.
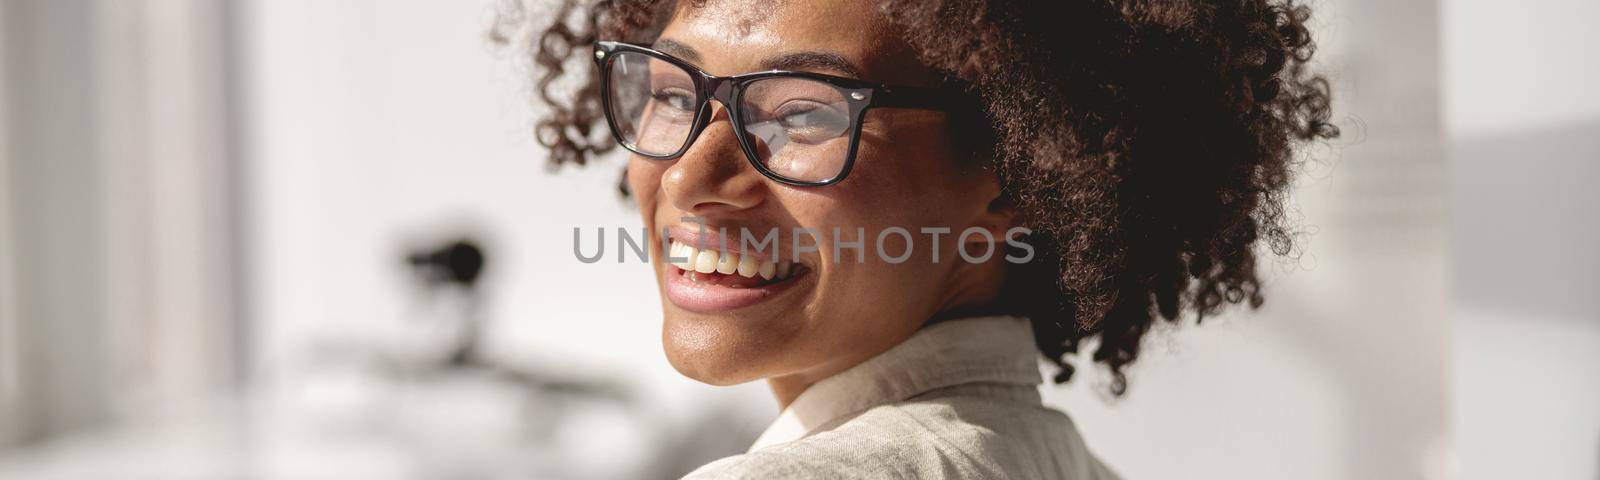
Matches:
[511,0,1335,477]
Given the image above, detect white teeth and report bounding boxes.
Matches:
[736,254,759,277]
[715,251,738,274]
[667,240,796,281]
[668,241,696,270]
[693,249,719,273]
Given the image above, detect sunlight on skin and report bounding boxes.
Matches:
[627,0,1017,408]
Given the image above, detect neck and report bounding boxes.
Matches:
[766,376,809,410]
[764,314,1005,410]
[765,260,1011,410]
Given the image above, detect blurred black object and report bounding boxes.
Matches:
[403,238,486,366]
[407,240,485,288]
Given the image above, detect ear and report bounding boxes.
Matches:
[964,169,1018,247]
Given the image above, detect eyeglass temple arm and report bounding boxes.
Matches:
[870,85,966,111]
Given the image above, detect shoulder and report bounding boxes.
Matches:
[681,417,972,480]
[682,405,967,478]
[683,395,1120,480]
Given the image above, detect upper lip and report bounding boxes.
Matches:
[665,223,789,264]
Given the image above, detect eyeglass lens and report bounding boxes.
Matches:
[604,51,855,183]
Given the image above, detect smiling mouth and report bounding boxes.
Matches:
[665,239,808,288]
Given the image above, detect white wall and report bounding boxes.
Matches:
[1443,0,1600,138]
[0,0,20,448]
[1443,1,1600,479]
[1,0,116,445]
[0,0,243,447]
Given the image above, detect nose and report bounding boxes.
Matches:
[661,103,767,215]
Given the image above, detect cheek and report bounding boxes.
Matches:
[789,156,967,283]
[854,114,972,203]
[800,119,985,286]
[825,145,970,227]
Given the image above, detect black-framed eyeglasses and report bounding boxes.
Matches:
[593,41,956,186]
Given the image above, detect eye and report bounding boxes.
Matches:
[651,87,696,112]
[775,101,849,138]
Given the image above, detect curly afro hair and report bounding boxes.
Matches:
[494,0,1338,395]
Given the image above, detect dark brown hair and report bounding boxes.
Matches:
[495,0,1338,395]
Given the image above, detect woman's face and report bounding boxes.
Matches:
[630,0,1011,393]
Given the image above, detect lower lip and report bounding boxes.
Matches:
[663,266,806,312]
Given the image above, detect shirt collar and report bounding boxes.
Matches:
[747,315,1042,452]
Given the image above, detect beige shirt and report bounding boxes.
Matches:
[684,316,1121,479]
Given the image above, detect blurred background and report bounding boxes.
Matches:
[0,0,1594,478]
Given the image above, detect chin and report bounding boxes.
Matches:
[660,310,797,386]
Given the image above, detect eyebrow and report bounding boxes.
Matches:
[759,52,865,79]
[652,38,702,63]
[651,38,867,80]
